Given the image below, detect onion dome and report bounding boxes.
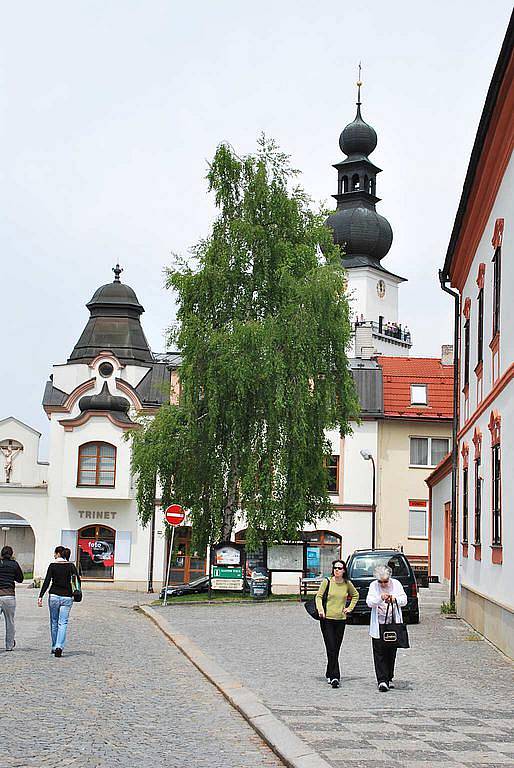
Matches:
[79,382,130,415]
[68,264,153,365]
[339,104,377,158]
[325,74,393,268]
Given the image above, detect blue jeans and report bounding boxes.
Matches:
[48,595,73,650]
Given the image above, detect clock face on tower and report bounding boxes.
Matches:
[376,279,386,298]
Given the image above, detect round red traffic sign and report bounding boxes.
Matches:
[165,504,185,527]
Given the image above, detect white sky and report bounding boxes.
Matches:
[1,1,512,457]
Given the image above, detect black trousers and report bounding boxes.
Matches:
[320,619,346,681]
[372,637,397,684]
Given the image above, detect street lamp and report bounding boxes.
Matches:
[360,450,376,549]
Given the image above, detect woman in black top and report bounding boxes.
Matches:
[38,546,81,657]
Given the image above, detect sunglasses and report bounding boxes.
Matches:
[333,566,345,570]
[378,579,390,584]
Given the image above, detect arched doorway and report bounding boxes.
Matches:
[77,525,115,580]
[165,526,206,584]
[0,512,35,576]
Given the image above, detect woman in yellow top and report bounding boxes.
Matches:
[315,560,359,688]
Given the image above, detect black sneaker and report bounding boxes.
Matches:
[54,648,63,658]
[378,682,389,692]
[331,679,340,689]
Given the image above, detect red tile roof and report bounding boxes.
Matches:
[377,357,453,419]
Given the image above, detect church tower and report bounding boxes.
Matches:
[326,75,412,357]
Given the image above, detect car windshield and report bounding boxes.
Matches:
[349,553,410,579]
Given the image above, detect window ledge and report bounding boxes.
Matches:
[409,464,438,470]
[474,361,483,377]
[408,536,428,541]
[491,545,503,565]
[462,542,469,557]
[489,331,500,352]
[472,543,482,561]
[462,382,469,397]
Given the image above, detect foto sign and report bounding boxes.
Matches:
[165,504,185,527]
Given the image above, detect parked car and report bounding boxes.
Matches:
[345,549,420,624]
[159,575,209,600]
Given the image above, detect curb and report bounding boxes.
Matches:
[140,605,332,768]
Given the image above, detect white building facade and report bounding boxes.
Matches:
[434,24,514,658]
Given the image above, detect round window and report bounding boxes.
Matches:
[99,362,114,378]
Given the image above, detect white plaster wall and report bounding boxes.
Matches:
[460,156,513,419]
[430,472,451,581]
[346,268,400,325]
[51,363,91,394]
[342,421,378,505]
[458,385,513,611]
[0,418,48,486]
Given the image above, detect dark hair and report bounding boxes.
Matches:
[331,559,348,580]
[1,545,13,559]
[63,548,71,561]
[54,546,66,557]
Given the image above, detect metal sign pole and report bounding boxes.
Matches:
[162,525,176,607]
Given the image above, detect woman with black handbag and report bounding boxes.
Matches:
[37,545,82,657]
[315,560,358,688]
[366,564,408,692]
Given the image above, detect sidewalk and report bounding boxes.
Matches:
[153,584,514,767]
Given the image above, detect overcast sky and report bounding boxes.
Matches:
[1,1,512,457]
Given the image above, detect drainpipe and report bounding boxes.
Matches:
[438,270,460,606]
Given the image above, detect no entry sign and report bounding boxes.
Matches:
[165,504,185,527]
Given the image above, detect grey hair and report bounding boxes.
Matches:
[374,565,392,580]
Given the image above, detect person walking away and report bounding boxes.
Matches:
[366,564,407,691]
[0,545,24,651]
[37,545,81,657]
[316,560,358,688]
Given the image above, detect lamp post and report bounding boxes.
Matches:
[360,450,376,549]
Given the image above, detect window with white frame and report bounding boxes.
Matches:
[409,500,428,538]
[411,384,427,405]
[410,436,450,467]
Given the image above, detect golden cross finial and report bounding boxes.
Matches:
[357,61,362,105]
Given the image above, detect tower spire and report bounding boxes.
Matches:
[356,62,362,106]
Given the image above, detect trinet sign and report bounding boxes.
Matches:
[78,510,118,521]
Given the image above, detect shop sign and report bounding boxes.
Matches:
[211,578,244,591]
[212,566,243,579]
[78,510,118,521]
[214,545,241,565]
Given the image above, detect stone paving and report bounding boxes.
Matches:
[155,584,514,768]
[2,587,283,768]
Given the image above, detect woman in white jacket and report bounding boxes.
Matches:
[366,564,407,692]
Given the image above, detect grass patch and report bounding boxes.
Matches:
[153,592,299,606]
[440,600,456,614]
[464,633,483,641]
[23,571,33,580]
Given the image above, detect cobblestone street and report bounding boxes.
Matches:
[2,587,283,768]
[155,585,514,767]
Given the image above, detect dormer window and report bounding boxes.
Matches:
[78,442,116,487]
[411,384,427,406]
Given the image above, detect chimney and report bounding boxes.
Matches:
[441,345,453,365]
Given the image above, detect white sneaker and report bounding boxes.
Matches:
[326,677,331,684]
[388,680,395,689]
[378,682,389,692]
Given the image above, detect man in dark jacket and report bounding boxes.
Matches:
[0,545,24,651]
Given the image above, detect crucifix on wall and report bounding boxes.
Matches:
[0,440,23,483]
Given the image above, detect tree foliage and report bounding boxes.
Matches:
[131,137,359,549]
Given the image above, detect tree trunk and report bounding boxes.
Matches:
[221,454,239,541]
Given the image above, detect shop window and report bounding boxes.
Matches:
[410,437,449,467]
[303,530,342,577]
[408,500,428,538]
[78,525,115,580]
[77,442,116,487]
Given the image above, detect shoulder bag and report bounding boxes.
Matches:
[379,599,409,648]
[304,577,330,621]
[71,568,83,603]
